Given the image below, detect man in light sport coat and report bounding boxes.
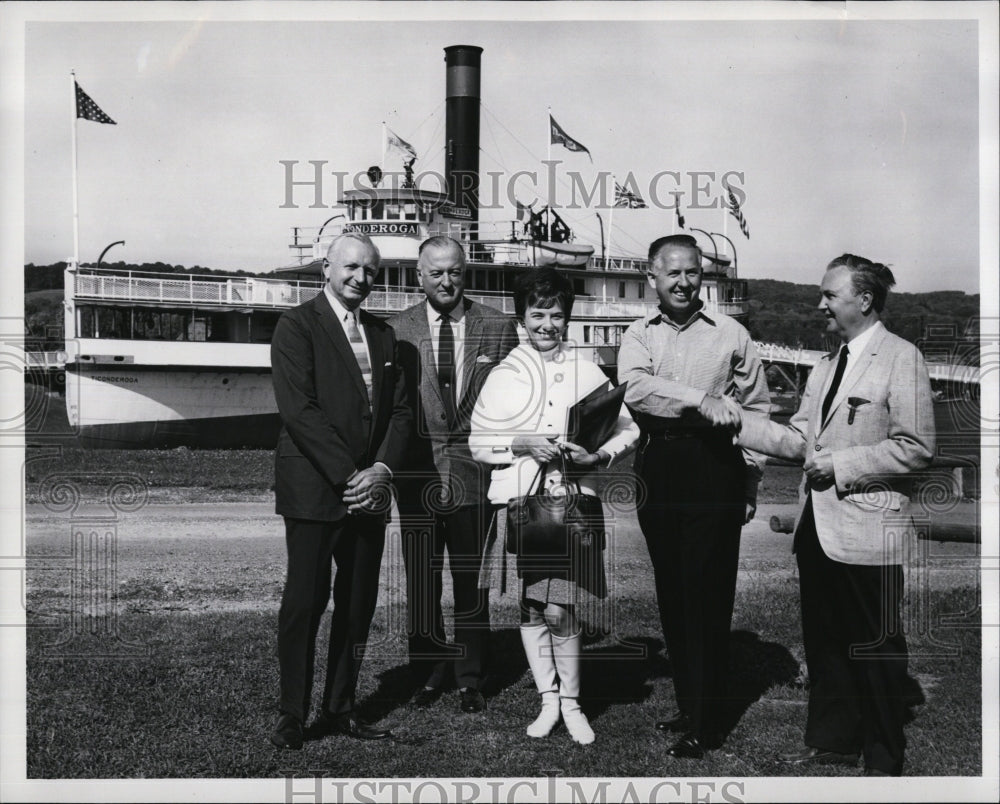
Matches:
[736,254,935,776]
[389,236,519,713]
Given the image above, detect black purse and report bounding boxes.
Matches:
[505,455,606,558]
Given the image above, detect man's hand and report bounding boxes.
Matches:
[804,449,835,489]
[344,464,393,514]
[699,393,742,432]
[559,441,608,468]
[512,435,562,463]
[744,499,757,524]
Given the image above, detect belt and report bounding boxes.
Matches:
[643,427,721,442]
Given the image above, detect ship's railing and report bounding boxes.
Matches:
[591,256,648,273]
[73,270,325,308]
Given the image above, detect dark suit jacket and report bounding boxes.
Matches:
[388,298,519,509]
[271,292,412,521]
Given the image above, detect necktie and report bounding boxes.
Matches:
[821,344,849,422]
[438,314,457,423]
[346,312,373,406]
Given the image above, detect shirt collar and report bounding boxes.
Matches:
[323,285,356,323]
[643,300,715,329]
[844,320,883,355]
[426,299,466,326]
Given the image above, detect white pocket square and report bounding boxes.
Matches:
[384,361,392,366]
[476,355,495,363]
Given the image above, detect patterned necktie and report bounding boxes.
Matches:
[821,344,849,422]
[438,313,457,423]
[346,312,373,406]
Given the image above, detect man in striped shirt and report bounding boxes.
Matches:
[618,234,770,759]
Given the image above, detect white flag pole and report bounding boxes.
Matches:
[607,174,615,270]
[381,122,387,171]
[722,192,729,257]
[546,107,552,241]
[70,70,80,267]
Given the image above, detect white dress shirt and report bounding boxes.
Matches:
[426,301,466,396]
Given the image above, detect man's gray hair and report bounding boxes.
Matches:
[325,231,381,264]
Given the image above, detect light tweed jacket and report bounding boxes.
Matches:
[738,323,935,565]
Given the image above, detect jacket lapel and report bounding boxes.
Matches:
[362,312,384,415]
[460,300,482,404]
[314,296,368,402]
[820,327,885,430]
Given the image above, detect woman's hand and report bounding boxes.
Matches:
[559,441,608,468]
[512,435,562,463]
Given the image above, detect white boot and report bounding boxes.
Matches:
[551,632,595,745]
[520,624,561,738]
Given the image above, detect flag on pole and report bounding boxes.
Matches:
[725,185,749,239]
[549,115,591,161]
[75,81,116,125]
[613,181,646,209]
[515,198,535,221]
[675,204,686,229]
[386,127,417,159]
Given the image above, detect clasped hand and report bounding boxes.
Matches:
[512,436,604,467]
[804,449,835,488]
[700,394,743,436]
[344,463,392,514]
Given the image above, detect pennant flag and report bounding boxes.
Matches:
[725,185,750,239]
[75,80,116,125]
[675,199,686,229]
[386,127,417,160]
[613,181,646,209]
[515,198,536,221]
[549,114,592,161]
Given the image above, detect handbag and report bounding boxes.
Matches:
[505,454,606,558]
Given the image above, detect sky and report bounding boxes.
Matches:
[5,3,997,297]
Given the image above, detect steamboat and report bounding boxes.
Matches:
[62,46,749,448]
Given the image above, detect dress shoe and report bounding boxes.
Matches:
[666,732,706,759]
[778,745,859,767]
[459,688,486,713]
[864,768,892,777]
[269,713,303,750]
[655,713,692,733]
[412,686,442,708]
[307,712,391,741]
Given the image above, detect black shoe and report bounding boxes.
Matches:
[412,686,442,708]
[655,713,692,733]
[270,713,303,750]
[460,688,486,713]
[778,745,859,767]
[864,767,893,777]
[307,712,391,741]
[666,732,706,759]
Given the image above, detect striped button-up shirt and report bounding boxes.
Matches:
[617,302,771,479]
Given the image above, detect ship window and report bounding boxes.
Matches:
[638,283,645,299]
[371,200,385,219]
[387,266,399,287]
[619,282,626,298]
[583,325,591,344]
[404,203,418,220]
[386,204,401,220]
[573,279,586,297]
[405,266,418,287]
[488,271,499,291]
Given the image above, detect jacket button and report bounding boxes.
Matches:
[441,413,447,420]
[814,444,822,451]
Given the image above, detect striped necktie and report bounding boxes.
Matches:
[345,311,373,406]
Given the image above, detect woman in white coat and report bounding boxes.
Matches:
[469,268,639,744]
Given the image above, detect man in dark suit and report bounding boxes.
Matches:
[269,232,411,750]
[737,254,935,775]
[388,236,519,713]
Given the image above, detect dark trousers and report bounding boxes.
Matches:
[796,500,909,775]
[277,515,385,722]
[636,434,746,739]
[400,502,491,690]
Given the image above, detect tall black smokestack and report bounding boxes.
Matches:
[444,45,482,230]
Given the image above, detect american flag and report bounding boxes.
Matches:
[613,181,646,209]
[726,186,749,239]
[549,114,592,162]
[75,81,116,125]
[386,127,417,160]
[675,204,686,229]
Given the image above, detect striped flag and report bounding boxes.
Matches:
[675,204,686,229]
[386,127,417,159]
[613,181,646,209]
[549,115,592,161]
[75,81,116,125]
[725,185,749,239]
